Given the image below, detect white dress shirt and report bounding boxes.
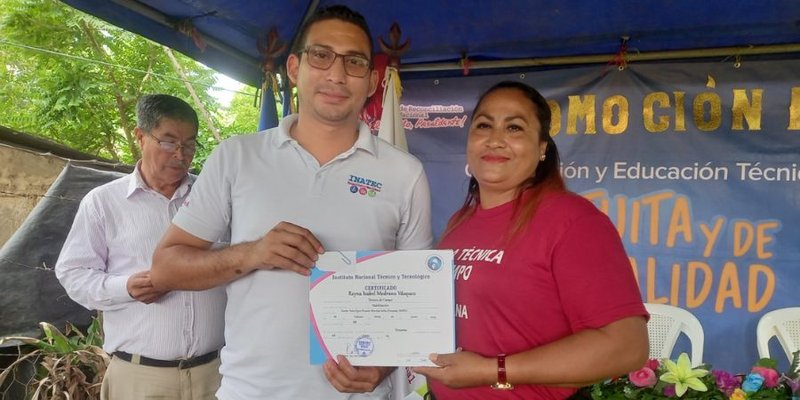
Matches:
[55,164,226,360]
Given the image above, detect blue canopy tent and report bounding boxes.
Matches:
[41,0,800,378]
[59,0,800,129]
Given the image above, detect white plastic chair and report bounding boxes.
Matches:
[644,303,705,366]
[756,307,800,362]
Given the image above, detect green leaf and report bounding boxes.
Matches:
[788,350,800,379]
[754,358,778,369]
[86,317,103,347]
[40,322,74,354]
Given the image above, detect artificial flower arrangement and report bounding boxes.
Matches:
[586,351,800,399]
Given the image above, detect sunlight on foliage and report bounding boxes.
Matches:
[0,0,261,170]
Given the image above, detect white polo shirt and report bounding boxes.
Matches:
[173,114,433,400]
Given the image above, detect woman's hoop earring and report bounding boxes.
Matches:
[464,164,472,177]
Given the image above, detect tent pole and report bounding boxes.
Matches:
[400,43,800,73]
[109,0,259,70]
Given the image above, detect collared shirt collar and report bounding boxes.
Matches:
[273,114,378,157]
[127,160,194,199]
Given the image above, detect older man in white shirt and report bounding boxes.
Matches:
[56,94,225,400]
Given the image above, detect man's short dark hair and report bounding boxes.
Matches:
[291,5,374,57]
[136,94,199,133]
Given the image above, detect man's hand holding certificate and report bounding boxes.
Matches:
[310,250,455,367]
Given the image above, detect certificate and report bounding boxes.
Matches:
[309,250,455,367]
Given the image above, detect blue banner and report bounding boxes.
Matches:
[400,59,800,373]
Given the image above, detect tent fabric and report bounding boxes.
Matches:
[60,0,800,86]
[0,163,125,340]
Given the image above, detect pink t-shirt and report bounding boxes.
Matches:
[430,190,647,400]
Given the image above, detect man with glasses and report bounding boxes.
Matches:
[151,5,432,400]
[56,94,225,400]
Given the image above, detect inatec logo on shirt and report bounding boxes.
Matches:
[347,174,382,197]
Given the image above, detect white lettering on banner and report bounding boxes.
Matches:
[400,104,465,117]
[736,162,800,182]
[413,116,467,129]
[400,104,467,130]
[560,161,800,184]
[559,161,800,183]
[595,166,608,183]
[613,162,729,181]
[561,162,591,180]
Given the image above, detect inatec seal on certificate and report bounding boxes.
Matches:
[354,334,374,356]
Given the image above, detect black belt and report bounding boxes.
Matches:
[112,350,218,369]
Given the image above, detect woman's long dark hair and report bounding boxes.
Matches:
[444,81,566,240]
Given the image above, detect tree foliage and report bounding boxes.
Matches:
[0,0,261,169]
[193,85,263,166]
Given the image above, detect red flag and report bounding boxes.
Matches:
[360,53,389,132]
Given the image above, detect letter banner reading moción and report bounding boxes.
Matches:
[392,59,800,373]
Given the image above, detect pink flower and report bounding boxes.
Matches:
[663,384,676,397]
[784,375,800,393]
[711,370,740,396]
[751,366,780,388]
[645,358,660,371]
[628,367,657,388]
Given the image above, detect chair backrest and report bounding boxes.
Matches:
[644,303,704,366]
[756,307,800,362]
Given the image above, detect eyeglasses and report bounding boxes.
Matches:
[146,133,197,155]
[301,45,372,78]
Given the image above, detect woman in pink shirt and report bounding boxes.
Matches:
[414,81,649,400]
